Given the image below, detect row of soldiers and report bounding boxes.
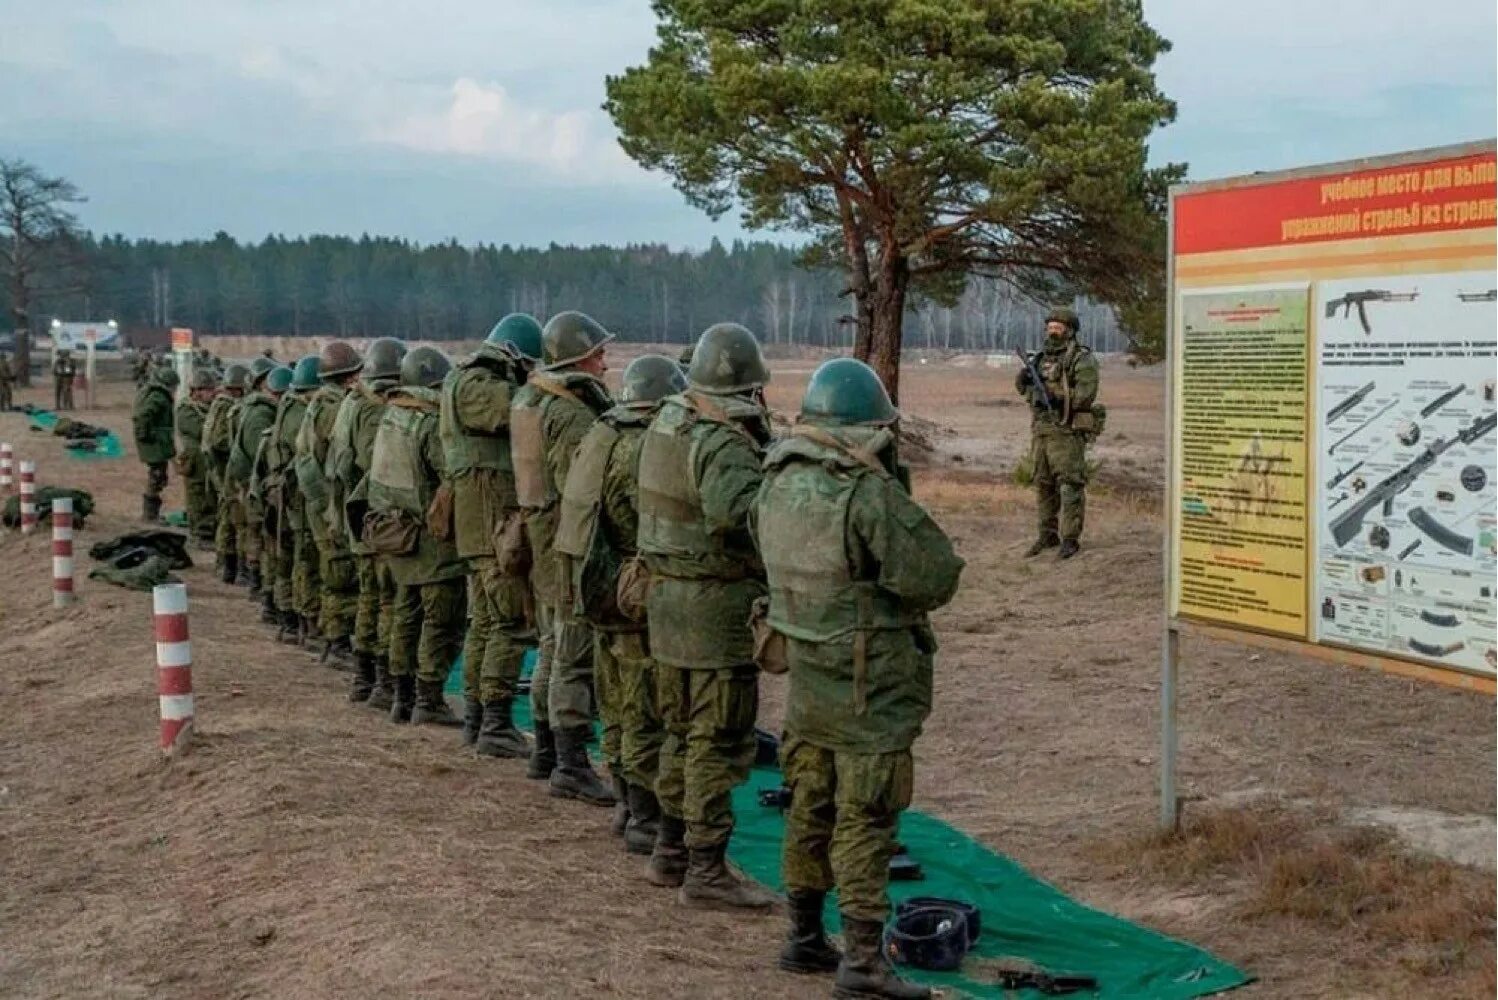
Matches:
[176,315,963,999]
[0,348,80,412]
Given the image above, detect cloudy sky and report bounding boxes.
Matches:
[1,0,1493,248]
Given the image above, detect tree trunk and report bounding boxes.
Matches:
[9,293,31,388]
[867,249,908,404]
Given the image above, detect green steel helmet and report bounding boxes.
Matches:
[401,345,451,388]
[291,354,321,391]
[541,310,614,370]
[486,313,544,362]
[318,340,363,379]
[222,362,250,391]
[249,355,277,386]
[1045,306,1080,333]
[686,323,770,394]
[800,358,897,426]
[620,354,687,405]
[189,368,219,391]
[265,365,294,395]
[363,337,406,381]
[154,366,181,390]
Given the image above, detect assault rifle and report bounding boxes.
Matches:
[1324,289,1419,334]
[1329,411,1496,548]
[1015,348,1056,413]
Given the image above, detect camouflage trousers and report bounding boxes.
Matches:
[241,495,264,567]
[1032,426,1088,543]
[215,485,245,564]
[461,556,534,705]
[353,555,397,658]
[269,518,294,613]
[655,663,759,850]
[54,381,74,411]
[781,736,914,922]
[531,603,596,732]
[184,466,217,544]
[144,462,169,502]
[388,577,466,685]
[0,382,11,409]
[315,542,359,640]
[597,629,664,790]
[291,522,321,628]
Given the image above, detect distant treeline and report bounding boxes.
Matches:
[14,232,1131,352]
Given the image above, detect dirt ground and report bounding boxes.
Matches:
[0,357,1492,999]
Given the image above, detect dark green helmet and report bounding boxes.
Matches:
[265,366,294,395]
[486,313,544,362]
[291,354,321,391]
[318,340,363,379]
[620,354,687,405]
[189,368,219,391]
[249,356,276,387]
[223,362,250,391]
[364,338,406,381]
[154,366,181,390]
[1045,306,1080,333]
[686,323,770,394]
[401,346,451,388]
[541,311,614,371]
[801,358,897,426]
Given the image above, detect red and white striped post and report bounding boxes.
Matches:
[153,583,194,755]
[0,442,13,495]
[18,460,37,535]
[51,496,74,608]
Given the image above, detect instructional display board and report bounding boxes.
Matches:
[1166,141,1497,690]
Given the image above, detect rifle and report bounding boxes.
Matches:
[1324,289,1419,334]
[1457,289,1497,303]
[1326,381,1374,424]
[1329,411,1496,548]
[1015,348,1056,414]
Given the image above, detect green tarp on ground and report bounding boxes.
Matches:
[26,410,126,459]
[443,653,1250,999]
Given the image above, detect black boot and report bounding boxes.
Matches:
[276,609,300,643]
[366,658,394,711]
[526,721,557,780]
[476,699,530,759]
[678,841,776,912]
[259,591,278,625]
[548,727,616,805]
[320,635,353,669]
[833,917,930,1000]
[349,652,376,703]
[647,813,688,888]
[246,564,262,595]
[388,674,414,723]
[611,774,631,836]
[236,561,252,587]
[141,494,161,523]
[624,782,661,857]
[1058,538,1081,560]
[460,698,483,745]
[779,890,842,974]
[1024,533,1059,558]
[220,552,238,585]
[411,680,462,727]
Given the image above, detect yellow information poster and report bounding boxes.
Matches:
[1172,287,1309,635]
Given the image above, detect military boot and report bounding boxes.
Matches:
[259,591,278,625]
[349,652,376,703]
[476,699,530,758]
[245,564,261,594]
[548,727,616,806]
[526,721,556,780]
[624,783,661,857]
[460,698,483,745]
[678,841,776,912]
[236,562,252,587]
[320,635,353,669]
[1058,538,1081,560]
[366,658,394,711]
[220,552,239,585]
[779,890,842,975]
[388,674,415,723]
[411,680,462,727]
[611,774,630,836]
[276,609,300,644]
[1024,534,1059,558]
[141,494,161,523]
[833,917,930,999]
[647,813,688,887]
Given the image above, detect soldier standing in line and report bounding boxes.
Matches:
[636,322,776,911]
[557,354,685,854]
[132,366,179,522]
[369,347,466,727]
[53,348,78,411]
[295,343,363,663]
[327,338,406,707]
[0,350,14,411]
[262,360,315,643]
[204,363,249,582]
[1016,306,1101,560]
[511,311,617,804]
[754,359,964,998]
[249,365,294,625]
[175,368,220,549]
[227,358,280,599]
[438,314,543,757]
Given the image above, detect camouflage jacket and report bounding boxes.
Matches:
[754,425,964,752]
[175,398,209,459]
[1016,335,1099,433]
[439,353,526,561]
[132,383,176,464]
[369,387,464,586]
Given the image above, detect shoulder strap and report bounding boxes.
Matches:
[387,394,439,414]
[789,423,893,478]
[683,390,755,442]
[529,373,582,405]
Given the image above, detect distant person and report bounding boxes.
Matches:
[1015,307,1101,559]
[176,369,221,548]
[0,351,13,411]
[133,366,179,522]
[52,349,78,411]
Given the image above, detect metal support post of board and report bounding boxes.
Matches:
[1160,624,1180,831]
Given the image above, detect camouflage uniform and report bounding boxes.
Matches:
[438,346,534,753]
[266,391,308,628]
[295,381,356,644]
[53,353,77,411]
[132,371,177,522]
[228,389,277,581]
[204,389,244,577]
[0,354,13,410]
[1017,316,1100,553]
[175,393,217,545]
